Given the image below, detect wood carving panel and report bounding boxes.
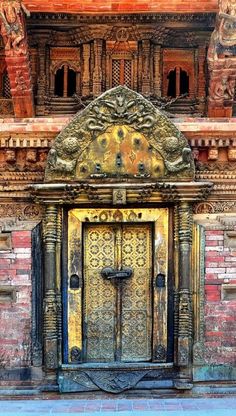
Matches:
[121,224,152,362]
[84,224,116,362]
[45,86,194,182]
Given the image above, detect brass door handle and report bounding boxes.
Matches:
[101,267,133,280]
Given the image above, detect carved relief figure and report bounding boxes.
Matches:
[219,0,236,16]
[45,86,194,181]
[0,0,29,53]
[208,0,236,62]
[15,69,27,90]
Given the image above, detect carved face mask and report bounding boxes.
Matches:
[219,16,236,47]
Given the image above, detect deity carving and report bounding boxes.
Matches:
[0,0,29,54]
[208,0,236,63]
[45,86,194,182]
[15,69,27,90]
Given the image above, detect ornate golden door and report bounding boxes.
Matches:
[84,223,152,362]
[67,208,169,365]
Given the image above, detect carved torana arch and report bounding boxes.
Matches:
[45,85,195,182]
[51,60,80,75]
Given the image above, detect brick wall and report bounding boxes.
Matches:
[204,230,236,365]
[0,231,32,368]
[23,0,218,14]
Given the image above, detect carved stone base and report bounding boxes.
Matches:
[58,365,176,393]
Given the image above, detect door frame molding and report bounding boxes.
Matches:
[66,208,169,365]
[31,179,212,392]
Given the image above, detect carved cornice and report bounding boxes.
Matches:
[30,181,212,205]
[27,13,216,27]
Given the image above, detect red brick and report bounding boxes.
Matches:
[11,232,31,248]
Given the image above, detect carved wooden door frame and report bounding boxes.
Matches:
[65,208,170,365]
[30,85,213,392]
[31,183,211,392]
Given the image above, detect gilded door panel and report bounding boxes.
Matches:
[68,211,83,362]
[67,208,169,364]
[84,225,116,362]
[121,224,152,362]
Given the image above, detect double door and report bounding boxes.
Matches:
[66,208,170,365]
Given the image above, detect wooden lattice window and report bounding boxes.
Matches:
[2,70,11,98]
[112,59,132,88]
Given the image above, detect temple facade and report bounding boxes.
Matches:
[0,0,235,395]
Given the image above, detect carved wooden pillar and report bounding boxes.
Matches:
[141,39,151,96]
[133,53,138,91]
[82,43,91,97]
[76,72,80,95]
[176,67,180,98]
[106,50,110,90]
[36,40,47,115]
[196,46,206,113]
[56,208,62,366]
[63,65,68,98]
[197,46,206,98]
[0,0,34,117]
[43,205,58,370]
[153,45,162,97]
[175,201,193,388]
[93,39,103,97]
[49,72,55,96]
